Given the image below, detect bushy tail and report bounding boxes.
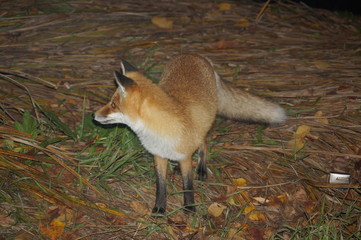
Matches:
[216,74,286,125]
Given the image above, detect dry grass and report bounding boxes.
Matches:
[0,0,360,239]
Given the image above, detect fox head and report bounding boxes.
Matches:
[94,60,142,126]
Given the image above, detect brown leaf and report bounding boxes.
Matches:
[213,39,237,49]
[151,16,173,28]
[130,201,150,215]
[39,219,65,240]
[313,61,331,69]
[219,3,231,11]
[207,202,227,217]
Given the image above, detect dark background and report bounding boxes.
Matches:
[294,0,361,15]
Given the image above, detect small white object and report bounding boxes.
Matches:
[329,173,350,184]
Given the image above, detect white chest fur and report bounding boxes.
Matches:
[104,112,185,161]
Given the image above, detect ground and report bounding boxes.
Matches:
[0,0,360,239]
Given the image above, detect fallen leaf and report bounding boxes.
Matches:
[313,61,331,69]
[253,197,269,204]
[248,212,266,221]
[235,18,249,28]
[186,224,202,232]
[219,3,231,11]
[288,125,311,151]
[276,194,287,203]
[233,178,247,186]
[213,39,238,49]
[314,111,329,124]
[55,208,74,226]
[295,125,311,139]
[151,16,173,28]
[130,201,150,215]
[208,202,227,217]
[39,219,65,240]
[304,200,315,214]
[243,205,256,214]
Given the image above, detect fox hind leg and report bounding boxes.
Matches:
[196,142,208,181]
[153,155,168,215]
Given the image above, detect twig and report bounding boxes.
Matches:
[0,73,40,122]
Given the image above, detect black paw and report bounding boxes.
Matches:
[173,164,181,175]
[196,164,208,181]
[184,205,196,214]
[152,206,166,217]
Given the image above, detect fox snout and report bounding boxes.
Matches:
[93,108,110,124]
[94,105,130,125]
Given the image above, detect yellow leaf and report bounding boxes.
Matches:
[276,194,287,203]
[235,18,249,28]
[228,196,238,206]
[314,111,329,124]
[233,178,247,186]
[208,202,227,217]
[248,212,266,221]
[186,224,203,232]
[288,125,311,151]
[295,125,311,139]
[151,16,173,28]
[243,205,256,214]
[219,3,231,11]
[287,138,305,151]
[39,219,65,240]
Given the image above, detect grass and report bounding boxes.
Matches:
[1,57,360,239]
[271,200,360,239]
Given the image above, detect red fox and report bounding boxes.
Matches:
[94,54,286,215]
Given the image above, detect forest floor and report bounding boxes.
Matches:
[0,0,360,239]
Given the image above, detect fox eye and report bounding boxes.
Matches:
[111,102,116,109]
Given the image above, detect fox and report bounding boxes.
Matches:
[94,54,286,215]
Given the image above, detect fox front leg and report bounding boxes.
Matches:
[153,155,168,215]
[180,156,196,213]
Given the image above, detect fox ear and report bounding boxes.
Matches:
[114,70,135,96]
[120,60,138,75]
